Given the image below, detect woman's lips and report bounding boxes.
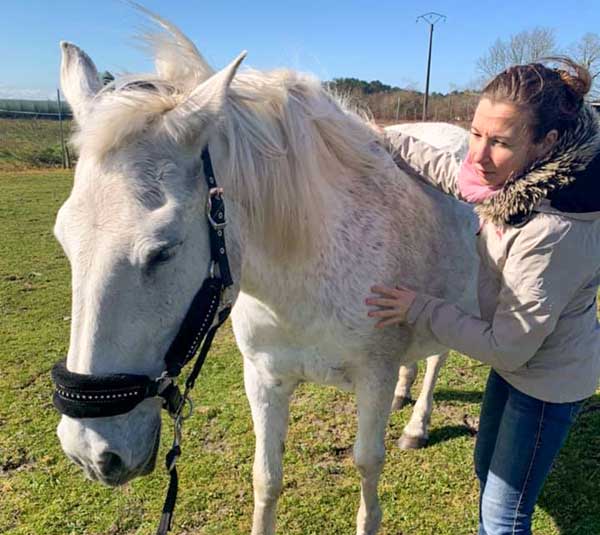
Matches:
[476,169,496,181]
[474,167,494,177]
[474,168,498,185]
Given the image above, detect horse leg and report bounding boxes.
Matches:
[398,352,449,450]
[244,356,296,535]
[392,362,418,410]
[354,373,396,535]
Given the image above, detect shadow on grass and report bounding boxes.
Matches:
[538,394,600,534]
[433,388,484,405]
[426,424,476,447]
[424,392,600,532]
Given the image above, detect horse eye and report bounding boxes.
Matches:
[146,243,181,270]
[151,249,174,264]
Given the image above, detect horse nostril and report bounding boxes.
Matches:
[97,452,125,476]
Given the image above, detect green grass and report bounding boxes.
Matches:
[1,170,599,534]
[0,118,74,171]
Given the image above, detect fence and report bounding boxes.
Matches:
[0,91,72,169]
[0,88,488,172]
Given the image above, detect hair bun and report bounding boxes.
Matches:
[482,56,592,141]
[554,59,592,100]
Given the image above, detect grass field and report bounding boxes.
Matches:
[0,118,73,171]
[1,170,599,535]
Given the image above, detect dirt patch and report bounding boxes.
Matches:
[0,447,34,475]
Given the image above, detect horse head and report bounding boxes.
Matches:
[54,38,244,486]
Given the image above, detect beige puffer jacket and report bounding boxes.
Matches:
[387,107,600,402]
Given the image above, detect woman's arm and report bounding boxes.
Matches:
[368,216,585,372]
[385,130,463,199]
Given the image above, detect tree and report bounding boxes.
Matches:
[570,33,600,98]
[571,33,600,74]
[323,76,479,123]
[477,27,557,79]
[326,78,399,96]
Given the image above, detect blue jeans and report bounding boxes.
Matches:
[474,370,584,535]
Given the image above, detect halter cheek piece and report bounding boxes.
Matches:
[50,148,233,535]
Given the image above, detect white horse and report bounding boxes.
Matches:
[385,122,470,449]
[54,13,478,535]
[386,122,469,159]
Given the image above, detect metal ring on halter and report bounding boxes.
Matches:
[180,396,194,421]
[206,188,227,230]
[169,391,194,422]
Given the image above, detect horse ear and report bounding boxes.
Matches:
[164,51,247,142]
[60,41,102,124]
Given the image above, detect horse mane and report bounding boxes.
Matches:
[221,68,393,257]
[72,13,396,258]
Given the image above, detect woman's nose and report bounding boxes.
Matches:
[470,140,489,164]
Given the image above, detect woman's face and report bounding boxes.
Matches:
[468,98,551,187]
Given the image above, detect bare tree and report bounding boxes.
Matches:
[477,27,557,79]
[523,28,556,64]
[569,33,600,99]
[571,33,600,74]
[477,38,508,80]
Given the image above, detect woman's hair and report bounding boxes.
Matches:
[482,57,592,142]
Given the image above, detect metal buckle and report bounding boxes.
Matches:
[155,372,174,394]
[166,390,193,472]
[167,415,183,472]
[221,285,233,308]
[206,187,227,230]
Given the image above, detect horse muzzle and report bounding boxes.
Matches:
[57,410,162,486]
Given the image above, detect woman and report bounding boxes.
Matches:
[367,59,600,534]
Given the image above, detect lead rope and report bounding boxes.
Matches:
[156,305,231,535]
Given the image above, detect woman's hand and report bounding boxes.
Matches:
[366,285,417,328]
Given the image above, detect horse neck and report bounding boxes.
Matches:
[216,88,394,304]
[228,174,341,308]
[233,206,326,306]
[218,152,338,304]
[226,150,404,307]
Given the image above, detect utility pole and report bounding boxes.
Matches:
[417,12,446,121]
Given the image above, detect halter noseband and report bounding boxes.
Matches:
[50,148,233,534]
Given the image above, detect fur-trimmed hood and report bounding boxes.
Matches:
[476,104,600,226]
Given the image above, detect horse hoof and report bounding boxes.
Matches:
[398,434,428,450]
[391,396,411,411]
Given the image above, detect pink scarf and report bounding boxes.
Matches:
[457,154,502,203]
[458,154,506,237]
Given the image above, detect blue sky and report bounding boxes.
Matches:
[2,0,599,99]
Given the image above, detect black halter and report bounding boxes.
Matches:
[50,148,233,535]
